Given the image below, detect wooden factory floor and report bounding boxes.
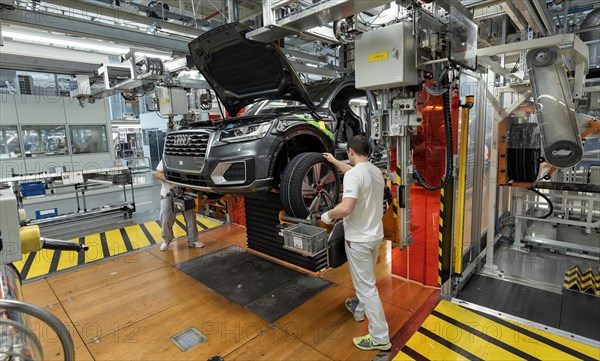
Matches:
[22,224,436,361]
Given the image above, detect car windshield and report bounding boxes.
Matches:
[243,99,306,115]
[243,80,339,116]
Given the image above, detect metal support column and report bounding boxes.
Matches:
[483,69,500,275]
[471,76,487,256]
[261,0,276,28]
[511,187,526,251]
[392,108,413,250]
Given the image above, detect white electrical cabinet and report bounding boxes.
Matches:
[157,87,188,116]
[355,22,418,90]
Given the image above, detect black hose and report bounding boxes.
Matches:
[413,88,454,191]
[526,188,554,219]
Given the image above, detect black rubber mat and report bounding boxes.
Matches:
[245,276,332,322]
[176,246,331,322]
[560,289,600,341]
[458,274,562,328]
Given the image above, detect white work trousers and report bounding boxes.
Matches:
[159,196,198,244]
[345,239,390,344]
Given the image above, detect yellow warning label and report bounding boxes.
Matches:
[319,121,326,130]
[368,51,389,62]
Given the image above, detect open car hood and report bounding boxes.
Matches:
[188,23,316,116]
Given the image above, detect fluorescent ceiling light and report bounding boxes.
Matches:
[134,52,173,60]
[3,29,173,60]
[306,63,318,68]
[112,124,141,128]
[2,30,129,54]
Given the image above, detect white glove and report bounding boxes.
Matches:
[320,211,333,225]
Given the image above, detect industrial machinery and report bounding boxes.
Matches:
[61,0,593,285]
[0,184,87,361]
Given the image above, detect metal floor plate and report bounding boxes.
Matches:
[176,246,331,322]
[171,327,207,352]
[458,274,562,328]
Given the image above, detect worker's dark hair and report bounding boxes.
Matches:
[347,135,369,156]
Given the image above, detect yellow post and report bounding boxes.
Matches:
[454,96,474,275]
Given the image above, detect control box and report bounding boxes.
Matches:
[355,22,418,90]
[157,87,188,116]
[388,99,423,136]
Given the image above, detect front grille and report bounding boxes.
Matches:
[167,170,208,187]
[224,162,246,182]
[164,131,210,157]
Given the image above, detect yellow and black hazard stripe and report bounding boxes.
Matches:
[438,188,444,286]
[438,180,454,286]
[391,197,399,219]
[14,215,221,281]
[395,300,599,361]
[564,266,600,296]
[216,198,229,217]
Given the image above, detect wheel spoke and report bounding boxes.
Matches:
[308,193,321,213]
[311,163,322,183]
[322,189,334,207]
[320,169,336,185]
[302,181,316,196]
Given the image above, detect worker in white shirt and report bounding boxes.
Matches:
[322,135,390,352]
[155,160,204,250]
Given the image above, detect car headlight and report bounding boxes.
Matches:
[220,121,272,143]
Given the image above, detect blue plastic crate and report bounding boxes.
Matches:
[19,181,46,197]
[35,208,58,219]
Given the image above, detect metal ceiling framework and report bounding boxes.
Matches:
[0,0,597,78]
[0,0,202,53]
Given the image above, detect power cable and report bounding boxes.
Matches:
[526,187,554,219]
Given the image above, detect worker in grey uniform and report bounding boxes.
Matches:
[155,160,204,251]
[321,135,390,351]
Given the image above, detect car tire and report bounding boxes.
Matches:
[280,152,340,218]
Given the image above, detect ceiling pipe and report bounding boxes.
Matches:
[580,7,600,68]
[580,7,600,41]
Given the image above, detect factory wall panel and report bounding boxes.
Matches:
[14,94,67,125]
[71,154,114,171]
[0,95,19,125]
[0,95,114,179]
[63,97,108,125]
[0,160,26,178]
[24,156,73,174]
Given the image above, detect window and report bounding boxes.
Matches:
[21,125,68,157]
[0,126,21,159]
[70,125,109,154]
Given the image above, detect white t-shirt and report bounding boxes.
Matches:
[156,160,174,197]
[342,161,384,242]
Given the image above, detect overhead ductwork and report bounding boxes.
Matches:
[580,8,600,68]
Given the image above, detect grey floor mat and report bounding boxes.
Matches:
[176,246,331,322]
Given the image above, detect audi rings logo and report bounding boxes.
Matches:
[173,135,191,146]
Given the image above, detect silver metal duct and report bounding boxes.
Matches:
[581,8,600,68]
[580,8,600,41]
